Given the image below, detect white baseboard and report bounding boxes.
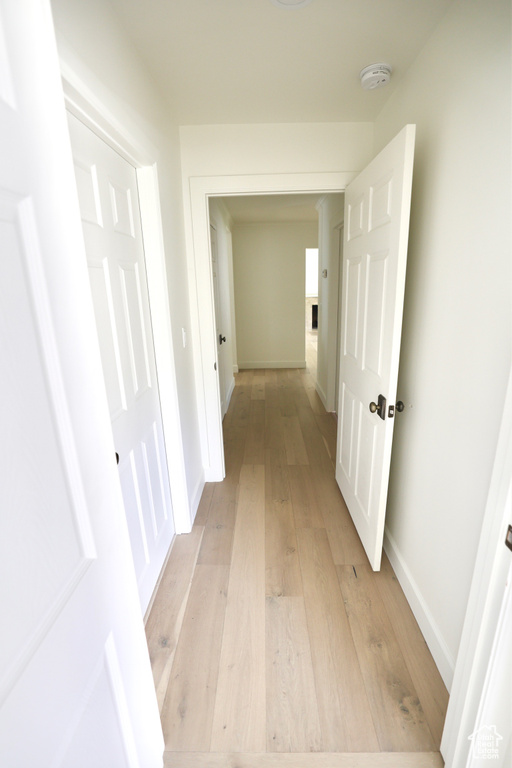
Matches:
[189,474,205,528]
[384,527,455,691]
[225,377,235,413]
[315,379,327,409]
[238,360,306,369]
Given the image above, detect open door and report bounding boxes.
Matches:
[0,1,163,764]
[335,125,416,570]
[210,223,228,418]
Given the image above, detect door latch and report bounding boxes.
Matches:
[219,334,226,345]
[369,394,387,420]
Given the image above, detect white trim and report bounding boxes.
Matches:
[225,376,236,412]
[238,361,307,370]
[315,378,328,410]
[185,172,356,482]
[60,69,192,533]
[189,475,206,524]
[383,528,455,690]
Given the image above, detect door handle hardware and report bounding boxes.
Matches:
[115,452,119,465]
[506,525,512,552]
[369,394,386,420]
[396,401,405,412]
[388,405,395,418]
[219,334,226,345]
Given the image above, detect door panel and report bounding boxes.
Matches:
[210,223,227,417]
[0,2,163,765]
[336,125,416,570]
[67,113,175,612]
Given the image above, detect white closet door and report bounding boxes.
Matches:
[67,112,175,612]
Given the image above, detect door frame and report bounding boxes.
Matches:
[60,63,191,533]
[185,172,355,481]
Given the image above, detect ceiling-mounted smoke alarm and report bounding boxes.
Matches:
[360,63,392,90]
[270,0,314,8]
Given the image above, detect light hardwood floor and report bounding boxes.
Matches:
[146,368,448,768]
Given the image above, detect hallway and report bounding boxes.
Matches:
[145,368,448,767]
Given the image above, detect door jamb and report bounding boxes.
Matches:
[60,65,192,533]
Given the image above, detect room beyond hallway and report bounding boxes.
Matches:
[145,368,448,768]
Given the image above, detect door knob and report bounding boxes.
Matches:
[369,394,387,420]
[396,400,404,412]
[219,334,226,345]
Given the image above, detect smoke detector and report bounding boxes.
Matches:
[270,0,314,8]
[360,63,392,90]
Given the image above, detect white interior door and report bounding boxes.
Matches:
[336,125,416,570]
[210,223,227,417]
[67,112,175,613]
[0,1,163,765]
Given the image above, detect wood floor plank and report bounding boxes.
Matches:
[211,464,266,752]
[265,449,302,596]
[277,375,298,418]
[244,399,266,464]
[337,563,437,752]
[231,385,252,429]
[313,412,337,464]
[282,414,309,466]
[266,596,322,752]
[197,507,235,566]
[296,527,379,752]
[265,405,285,450]
[161,564,229,751]
[236,370,254,385]
[288,466,325,529]
[291,382,312,411]
[310,463,368,565]
[265,447,291,501]
[296,405,333,468]
[251,376,266,400]
[265,498,303,597]
[223,424,247,484]
[305,386,326,416]
[163,753,445,768]
[374,554,449,746]
[145,526,204,710]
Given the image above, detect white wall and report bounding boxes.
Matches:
[232,222,318,368]
[209,199,237,412]
[374,0,511,686]
[50,0,204,519]
[180,123,374,178]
